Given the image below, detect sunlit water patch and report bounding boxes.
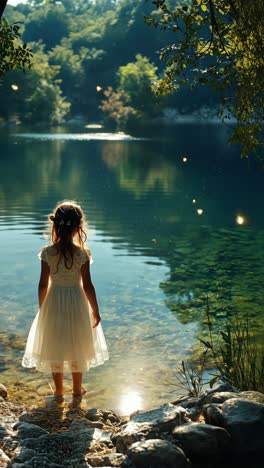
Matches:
[12,132,144,141]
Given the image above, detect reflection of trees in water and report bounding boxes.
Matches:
[0,137,184,241]
[101,141,179,198]
[1,132,264,336]
[0,139,65,208]
[159,226,264,338]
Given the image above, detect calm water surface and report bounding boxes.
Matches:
[0,124,263,414]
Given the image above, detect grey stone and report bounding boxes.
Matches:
[101,409,121,424]
[13,422,49,438]
[87,420,104,429]
[126,438,191,468]
[0,383,8,399]
[205,383,239,395]
[179,396,204,409]
[69,456,86,464]
[113,421,157,453]
[0,426,8,437]
[220,398,264,454]
[62,425,108,441]
[69,418,108,433]
[14,447,35,462]
[114,403,186,453]
[203,403,224,426]
[85,408,103,422]
[202,391,240,405]
[238,391,264,404]
[185,406,201,422]
[131,403,186,429]
[21,455,53,466]
[173,422,231,459]
[88,452,126,467]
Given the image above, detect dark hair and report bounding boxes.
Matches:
[49,200,87,271]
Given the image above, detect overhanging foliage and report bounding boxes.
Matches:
[145,0,264,156]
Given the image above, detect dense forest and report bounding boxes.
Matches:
[1,0,217,128]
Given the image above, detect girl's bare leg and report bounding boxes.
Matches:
[72,372,83,395]
[52,372,64,396]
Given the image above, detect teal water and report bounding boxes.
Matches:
[0,125,263,414]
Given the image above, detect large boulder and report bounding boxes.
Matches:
[173,422,231,459]
[203,398,264,455]
[220,398,264,454]
[113,403,186,453]
[238,391,264,404]
[126,438,191,468]
[130,403,186,430]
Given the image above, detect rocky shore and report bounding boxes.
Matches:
[0,382,264,467]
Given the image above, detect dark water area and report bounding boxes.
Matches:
[0,124,263,414]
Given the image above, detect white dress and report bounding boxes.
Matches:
[22,246,109,374]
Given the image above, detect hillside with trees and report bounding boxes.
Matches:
[1,0,217,128]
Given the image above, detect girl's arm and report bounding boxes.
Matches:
[81,260,101,328]
[38,260,50,307]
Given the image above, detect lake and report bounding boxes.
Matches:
[0,124,263,415]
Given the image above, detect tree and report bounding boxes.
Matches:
[117,54,162,116]
[145,0,264,156]
[23,4,70,50]
[100,86,137,128]
[1,43,70,124]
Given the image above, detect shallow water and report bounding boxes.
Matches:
[0,124,263,414]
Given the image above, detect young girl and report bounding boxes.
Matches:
[22,201,109,400]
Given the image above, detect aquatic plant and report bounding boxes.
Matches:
[199,298,264,392]
[166,351,209,397]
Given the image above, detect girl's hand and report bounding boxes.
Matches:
[92,312,101,328]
